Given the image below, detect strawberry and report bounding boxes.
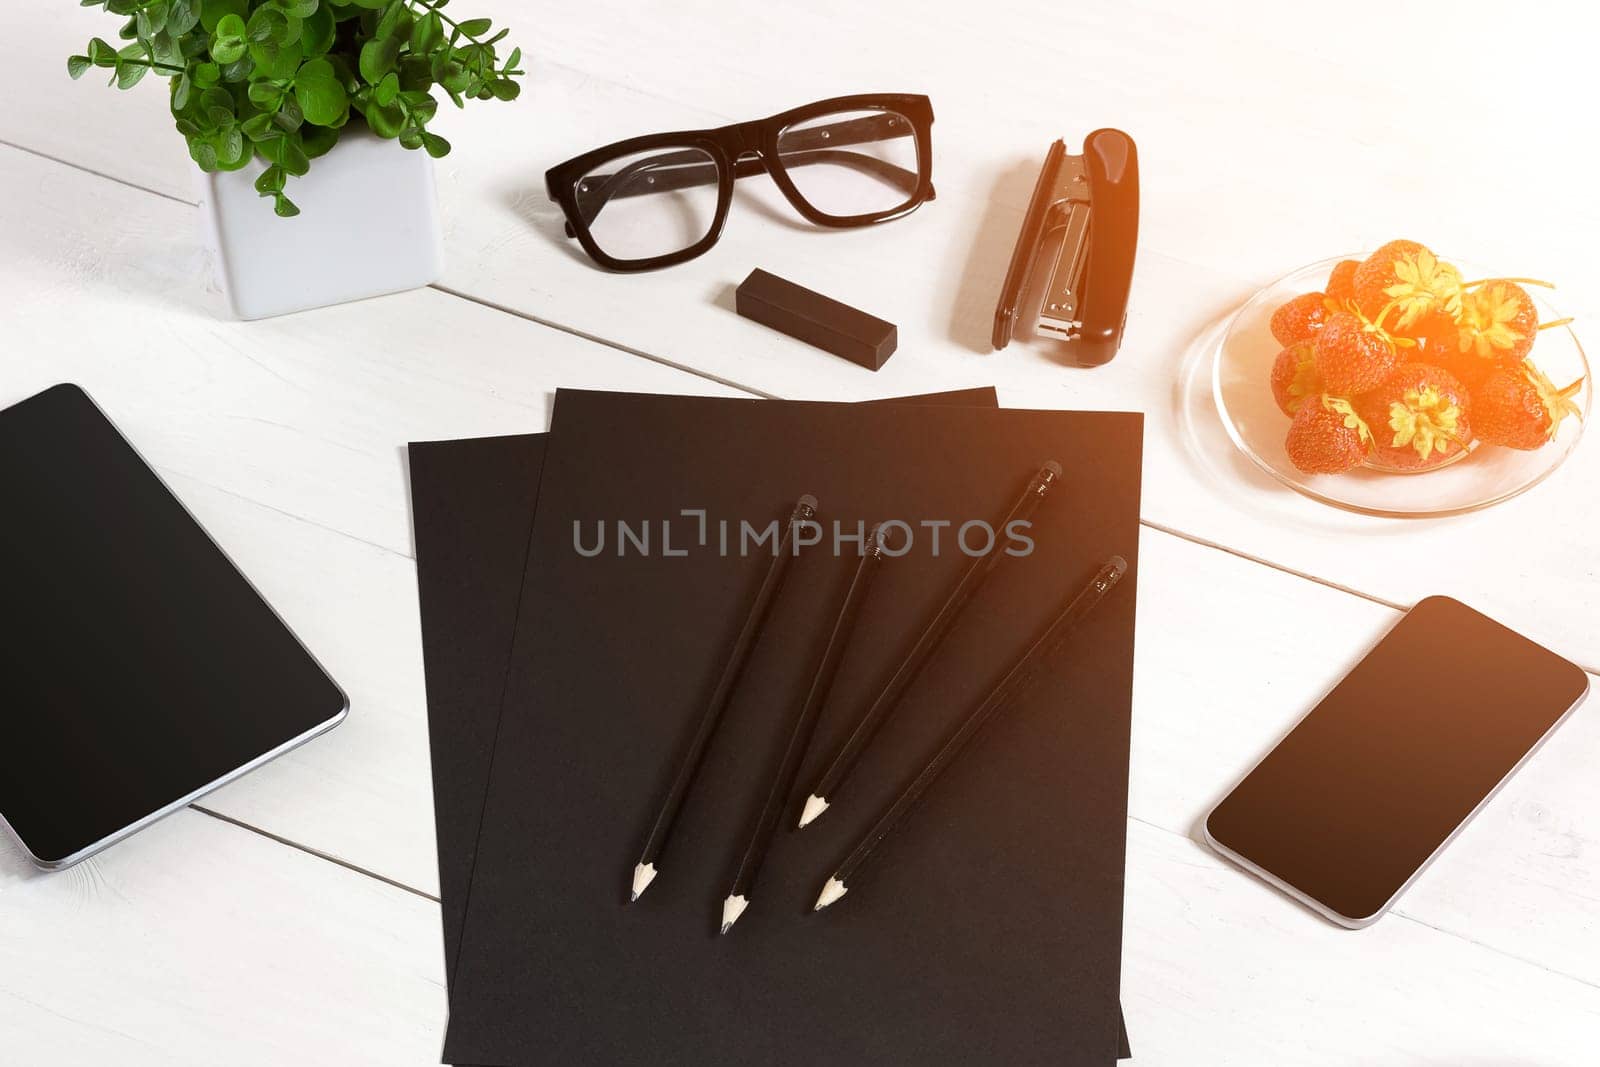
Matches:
[1313,309,1408,395]
[1456,280,1539,365]
[1355,363,1472,470]
[1270,341,1321,416]
[1325,259,1360,305]
[1352,239,1462,332]
[1270,291,1332,347]
[1473,362,1585,450]
[1400,311,1492,390]
[1285,394,1373,474]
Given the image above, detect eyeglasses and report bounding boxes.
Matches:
[545,94,936,272]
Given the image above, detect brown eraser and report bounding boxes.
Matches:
[734,268,897,371]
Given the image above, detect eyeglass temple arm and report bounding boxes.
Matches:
[567,114,929,233]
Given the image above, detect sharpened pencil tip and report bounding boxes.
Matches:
[797,793,829,828]
[630,862,657,902]
[720,894,748,934]
[814,877,848,911]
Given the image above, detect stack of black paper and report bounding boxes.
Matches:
[410,388,1141,1065]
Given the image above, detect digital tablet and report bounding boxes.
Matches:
[0,384,348,870]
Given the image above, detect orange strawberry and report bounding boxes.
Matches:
[1355,363,1472,470]
[1313,309,1408,395]
[1473,362,1584,450]
[1270,291,1332,347]
[1270,341,1321,416]
[1325,259,1360,305]
[1352,239,1462,332]
[1285,394,1373,474]
[1455,280,1539,364]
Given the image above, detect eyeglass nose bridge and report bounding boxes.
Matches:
[727,122,770,179]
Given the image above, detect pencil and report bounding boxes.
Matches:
[813,555,1127,912]
[720,525,888,934]
[629,493,819,903]
[797,461,1062,829]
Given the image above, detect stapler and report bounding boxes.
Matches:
[991,129,1139,365]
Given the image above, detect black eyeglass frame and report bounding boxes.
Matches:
[545,93,936,271]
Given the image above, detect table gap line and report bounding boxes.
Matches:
[0,137,195,207]
[190,802,441,904]
[186,798,1600,997]
[427,282,781,399]
[155,463,415,562]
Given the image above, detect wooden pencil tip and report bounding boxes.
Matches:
[797,793,829,828]
[720,894,748,934]
[630,862,657,902]
[814,877,848,911]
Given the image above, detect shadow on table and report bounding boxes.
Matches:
[944,159,1039,355]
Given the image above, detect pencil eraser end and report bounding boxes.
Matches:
[1042,460,1064,478]
[735,269,897,371]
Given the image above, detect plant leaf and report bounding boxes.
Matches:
[254,164,286,194]
[488,77,519,101]
[116,58,149,89]
[294,57,348,125]
[410,10,442,53]
[247,79,280,105]
[281,0,319,17]
[67,54,93,79]
[299,5,335,55]
[273,193,300,217]
[300,123,339,158]
[172,71,192,108]
[89,37,120,66]
[240,112,276,139]
[358,34,401,83]
[246,6,284,43]
[249,36,302,80]
[456,17,491,36]
[220,124,245,162]
[210,14,247,64]
[363,100,406,138]
[220,54,253,81]
[199,0,246,33]
[374,71,399,106]
[421,130,450,157]
[167,0,200,35]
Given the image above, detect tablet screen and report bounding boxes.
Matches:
[0,385,347,868]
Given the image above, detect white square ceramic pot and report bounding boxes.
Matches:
[197,127,442,320]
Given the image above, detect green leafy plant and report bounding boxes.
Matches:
[69,0,524,216]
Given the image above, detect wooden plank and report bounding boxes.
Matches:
[1131,524,1600,990]
[1122,820,1600,1065]
[3,131,1596,988]
[0,145,747,559]
[0,809,445,1066]
[8,3,1600,669]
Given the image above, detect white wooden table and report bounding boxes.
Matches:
[4,2,1599,1063]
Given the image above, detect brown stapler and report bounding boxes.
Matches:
[991,129,1139,365]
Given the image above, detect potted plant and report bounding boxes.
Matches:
[69,0,524,319]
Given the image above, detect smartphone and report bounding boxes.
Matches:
[1203,595,1589,928]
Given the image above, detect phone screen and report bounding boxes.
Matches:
[1205,595,1589,926]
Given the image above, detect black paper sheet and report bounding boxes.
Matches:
[410,393,1131,1063]
[431,390,1142,1066]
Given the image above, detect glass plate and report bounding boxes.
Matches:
[1211,254,1590,517]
